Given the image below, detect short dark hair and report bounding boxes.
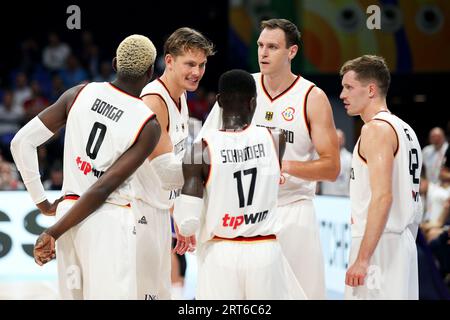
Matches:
[218,69,256,105]
[260,18,301,48]
[164,27,215,57]
[340,55,391,96]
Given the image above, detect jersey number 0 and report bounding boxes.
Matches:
[86,122,107,160]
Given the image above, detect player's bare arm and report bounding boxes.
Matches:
[172,141,209,253]
[282,87,340,181]
[172,140,209,253]
[34,117,163,266]
[345,120,396,287]
[10,85,84,216]
[182,140,210,198]
[33,85,85,215]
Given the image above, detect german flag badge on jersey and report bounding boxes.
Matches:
[265,111,273,121]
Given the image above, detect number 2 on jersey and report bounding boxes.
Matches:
[233,168,257,208]
[409,148,419,184]
[86,122,107,159]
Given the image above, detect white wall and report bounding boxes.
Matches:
[0,192,351,299]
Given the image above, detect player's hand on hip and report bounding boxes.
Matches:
[34,232,56,266]
[36,196,64,216]
[345,259,369,287]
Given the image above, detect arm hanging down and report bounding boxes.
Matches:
[173,140,210,237]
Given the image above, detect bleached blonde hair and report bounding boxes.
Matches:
[116,34,156,80]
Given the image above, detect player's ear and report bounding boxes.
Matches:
[165,54,174,70]
[288,44,298,61]
[368,83,376,98]
[112,57,117,72]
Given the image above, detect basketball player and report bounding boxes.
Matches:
[340,55,422,299]
[197,19,339,299]
[11,35,183,299]
[174,69,306,299]
[132,27,214,300]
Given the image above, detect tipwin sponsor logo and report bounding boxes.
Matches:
[75,156,104,178]
[222,211,269,230]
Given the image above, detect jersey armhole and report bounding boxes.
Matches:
[266,128,281,171]
[302,84,315,139]
[131,113,156,146]
[372,118,399,157]
[141,93,170,133]
[357,137,367,163]
[66,84,88,116]
[203,139,212,187]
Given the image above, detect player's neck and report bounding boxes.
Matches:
[111,79,142,98]
[221,113,250,131]
[262,70,297,97]
[160,73,184,101]
[360,98,389,123]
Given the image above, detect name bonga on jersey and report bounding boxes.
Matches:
[222,211,269,230]
[91,98,125,123]
[256,125,294,144]
[220,144,266,163]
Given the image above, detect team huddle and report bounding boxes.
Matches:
[10,19,422,300]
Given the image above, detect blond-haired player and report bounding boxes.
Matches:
[197,19,340,299]
[11,35,183,299]
[131,27,215,300]
[340,55,422,299]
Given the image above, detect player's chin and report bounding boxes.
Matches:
[185,81,200,91]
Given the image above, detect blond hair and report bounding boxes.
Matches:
[164,27,215,57]
[116,34,156,80]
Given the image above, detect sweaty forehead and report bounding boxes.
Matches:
[258,28,286,46]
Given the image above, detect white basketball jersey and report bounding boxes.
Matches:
[350,112,423,237]
[132,78,189,209]
[200,125,281,241]
[62,82,155,206]
[251,73,317,205]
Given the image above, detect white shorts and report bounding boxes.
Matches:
[55,199,137,299]
[132,199,172,300]
[196,237,307,300]
[345,228,418,300]
[276,200,326,299]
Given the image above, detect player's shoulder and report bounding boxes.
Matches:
[305,83,326,100]
[251,72,261,82]
[140,79,162,96]
[361,119,396,142]
[298,75,316,88]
